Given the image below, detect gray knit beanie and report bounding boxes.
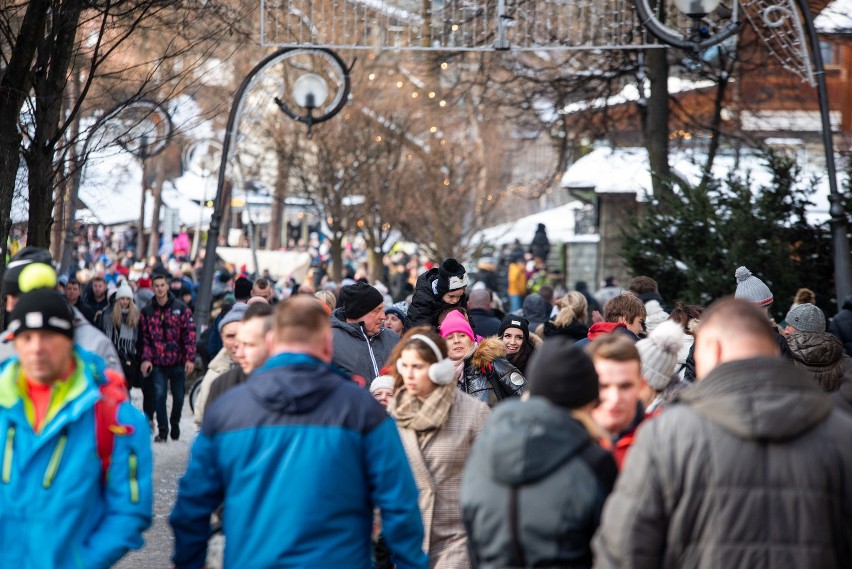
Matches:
[636,320,684,391]
[734,266,773,307]
[218,302,248,333]
[785,303,825,333]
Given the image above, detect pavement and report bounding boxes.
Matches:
[116,386,224,569]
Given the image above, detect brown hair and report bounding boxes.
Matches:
[273,296,330,344]
[387,326,447,388]
[669,302,704,335]
[793,288,815,305]
[627,276,658,295]
[244,302,274,334]
[603,292,646,324]
[585,332,640,363]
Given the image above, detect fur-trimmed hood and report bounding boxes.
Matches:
[470,336,508,370]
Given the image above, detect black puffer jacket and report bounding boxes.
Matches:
[407,268,468,328]
[594,357,852,569]
[828,295,852,357]
[462,397,616,569]
[460,337,526,407]
[786,331,852,391]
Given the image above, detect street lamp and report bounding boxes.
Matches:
[635,0,852,305]
[193,47,352,330]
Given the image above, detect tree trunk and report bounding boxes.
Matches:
[147,160,166,258]
[366,236,384,284]
[644,46,672,200]
[25,147,56,248]
[269,156,288,250]
[329,235,344,282]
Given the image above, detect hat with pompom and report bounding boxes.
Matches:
[435,258,468,297]
[734,266,773,307]
[636,320,684,391]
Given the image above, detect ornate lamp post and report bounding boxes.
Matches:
[635,0,852,304]
[193,47,351,330]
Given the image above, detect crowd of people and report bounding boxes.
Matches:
[0,236,851,569]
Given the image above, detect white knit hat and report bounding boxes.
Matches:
[636,320,684,391]
[370,375,395,394]
[734,266,773,307]
[115,281,134,301]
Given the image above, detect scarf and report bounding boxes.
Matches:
[392,383,456,447]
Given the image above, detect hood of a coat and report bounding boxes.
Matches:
[330,307,369,339]
[587,321,625,340]
[522,295,550,327]
[786,332,844,367]
[786,332,849,390]
[679,356,832,441]
[542,320,588,341]
[248,353,345,415]
[479,397,591,485]
[470,336,508,370]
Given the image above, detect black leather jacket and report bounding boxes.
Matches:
[459,337,526,407]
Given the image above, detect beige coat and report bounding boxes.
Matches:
[397,389,490,569]
[193,347,234,425]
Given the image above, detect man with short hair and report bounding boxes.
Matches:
[0,289,152,566]
[139,274,196,442]
[171,296,427,569]
[585,333,646,469]
[331,282,399,384]
[251,277,275,303]
[84,276,110,326]
[204,302,274,414]
[467,288,502,338]
[594,297,852,568]
[575,292,646,348]
[66,277,97,324]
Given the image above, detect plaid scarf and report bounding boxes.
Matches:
[391,383,455,447]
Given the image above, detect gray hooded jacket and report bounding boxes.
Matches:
[593,356,852,569]
[330,307,399,383]
[462,397,616,569]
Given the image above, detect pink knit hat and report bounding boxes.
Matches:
[440,310,475,341]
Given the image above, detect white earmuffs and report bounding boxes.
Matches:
[396,334,456,385]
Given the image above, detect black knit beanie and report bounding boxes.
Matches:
[435,258,468,297]
[527,338,598,410]
[499,314,530,342]
[7,289,74,340]
[340,282,384,320]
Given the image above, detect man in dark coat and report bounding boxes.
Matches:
[828,294,852,357]
[467,289,501,338]
[593,297,852,568]
[529,223,550,262]
[462,339,616,569]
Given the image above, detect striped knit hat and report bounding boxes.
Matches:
[734,266,773,307]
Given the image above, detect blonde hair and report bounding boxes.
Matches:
[556,291,588,325]
[314,289,337,312]
[111,298,140,329]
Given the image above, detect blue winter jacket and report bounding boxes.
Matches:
[0,347,153,568]
[170,352,428,569]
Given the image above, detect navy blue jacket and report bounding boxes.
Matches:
[170,352,427,569]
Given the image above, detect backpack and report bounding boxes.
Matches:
[94,369,135,485]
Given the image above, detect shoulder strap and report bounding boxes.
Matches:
[95,369,134,485]
[508,486,526,567]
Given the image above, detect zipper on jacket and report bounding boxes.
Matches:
[43,432,68,488]
[361,326,380,377]
[2,426,14,484]
[128,451,139,503]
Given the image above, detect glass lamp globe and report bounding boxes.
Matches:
[292,74,329,110]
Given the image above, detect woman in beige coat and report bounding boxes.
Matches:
[389,327,490,569]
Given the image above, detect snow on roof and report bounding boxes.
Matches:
[472,201,600,247]
[815,0,852,35]
[560,146,842,224]
[560,77,715,116]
